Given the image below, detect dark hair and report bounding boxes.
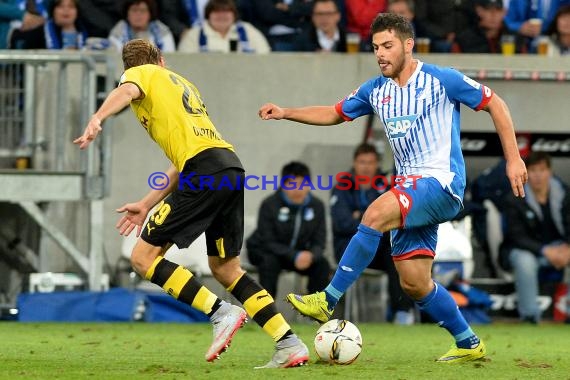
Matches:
[281,161,311,179]
[123,0,158,21]
[353,143,379,160]
[370,12,414,40]
[546,5,570,36]
[49,0,79,18]
[122,38,161,70]
[205,0,239,20]
[312,0,339,8]
[525,151,552,168]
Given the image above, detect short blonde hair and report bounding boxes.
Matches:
[122,39,161,70]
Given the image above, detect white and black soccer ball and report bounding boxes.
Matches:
[314,319,362,364]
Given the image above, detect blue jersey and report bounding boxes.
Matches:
[335,61,493,201]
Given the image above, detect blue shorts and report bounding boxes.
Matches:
[389,177,462,259]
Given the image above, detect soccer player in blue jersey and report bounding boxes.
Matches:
[258,13,528,363]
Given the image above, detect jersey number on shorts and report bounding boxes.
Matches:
[169,74,205,116]
[151,200,171,226]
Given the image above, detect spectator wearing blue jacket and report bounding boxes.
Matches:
[246,161,330,298]
[505,0,570,51]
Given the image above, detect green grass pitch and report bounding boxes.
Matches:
[1,322,569,380]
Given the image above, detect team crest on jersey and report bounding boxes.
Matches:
[385,115,419,139]
[415,87,425,100]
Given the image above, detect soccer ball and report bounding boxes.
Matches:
[314,319,362,364]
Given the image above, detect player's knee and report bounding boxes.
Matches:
[130,250,148,277]
[209,257,245,287]
[399,277,431,300]
[360,191,402,232]
[130,247,161,277]
[361,208,393,232]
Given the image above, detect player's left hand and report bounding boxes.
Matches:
[73,116,102,149]
[506,157,528,198]
[116,202,149,237]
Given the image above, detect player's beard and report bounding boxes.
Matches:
[379,46,406,79]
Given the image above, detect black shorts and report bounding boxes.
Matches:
[141,167,244,258]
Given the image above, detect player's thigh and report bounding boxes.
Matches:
[205,170,245,259]
[361,191,401,232]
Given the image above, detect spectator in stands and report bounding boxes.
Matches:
[387,0,415,24]
[157,0,193,46]
[178,0,270,53]
[505,0,570,36]
[0,0,45,49]
[76,0,121,38]
[251,0,314,51]
[246,161,330,298]
[294,0,347,52]
[387,0,416,50]
[330,143,415,324]
[504,0,570,52]
[10,0,88,49]
[456,0,512,53]
[414,0,475,52]
[108,0,176,52]
[345,0,387,51]
[157,0,207,46]
[500,152,570,324]
[546,4,570,55]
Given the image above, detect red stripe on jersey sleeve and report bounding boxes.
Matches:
[476,85,494,111]
[335,100,353,121]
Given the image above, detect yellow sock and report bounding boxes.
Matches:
[146,257,219,315]
[228,273,291,341]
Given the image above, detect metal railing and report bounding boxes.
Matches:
[0,51,116,291]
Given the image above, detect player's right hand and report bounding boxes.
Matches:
[258,103,285,120]
[73,116,102,149]
[116,202,149,237]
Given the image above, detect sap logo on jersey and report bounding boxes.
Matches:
[386,115,418,139]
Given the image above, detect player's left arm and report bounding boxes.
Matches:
[482,94,528,198]
[74,83,141,149]
[441,68,528,198]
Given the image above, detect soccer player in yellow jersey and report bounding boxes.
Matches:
[74,38,309,368]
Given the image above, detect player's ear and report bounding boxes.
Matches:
[159,56,165,67]
[406,38,414,54]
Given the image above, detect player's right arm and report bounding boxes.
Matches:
[258,103,344,126]
[74,83,141,149]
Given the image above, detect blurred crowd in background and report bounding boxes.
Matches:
[1,0,569,55]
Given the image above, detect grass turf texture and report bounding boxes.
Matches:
[0,322,569,379]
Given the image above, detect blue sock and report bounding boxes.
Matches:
[324,224,381,309]
[417,282,480,349]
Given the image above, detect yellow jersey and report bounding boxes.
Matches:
[120,64,237,172]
